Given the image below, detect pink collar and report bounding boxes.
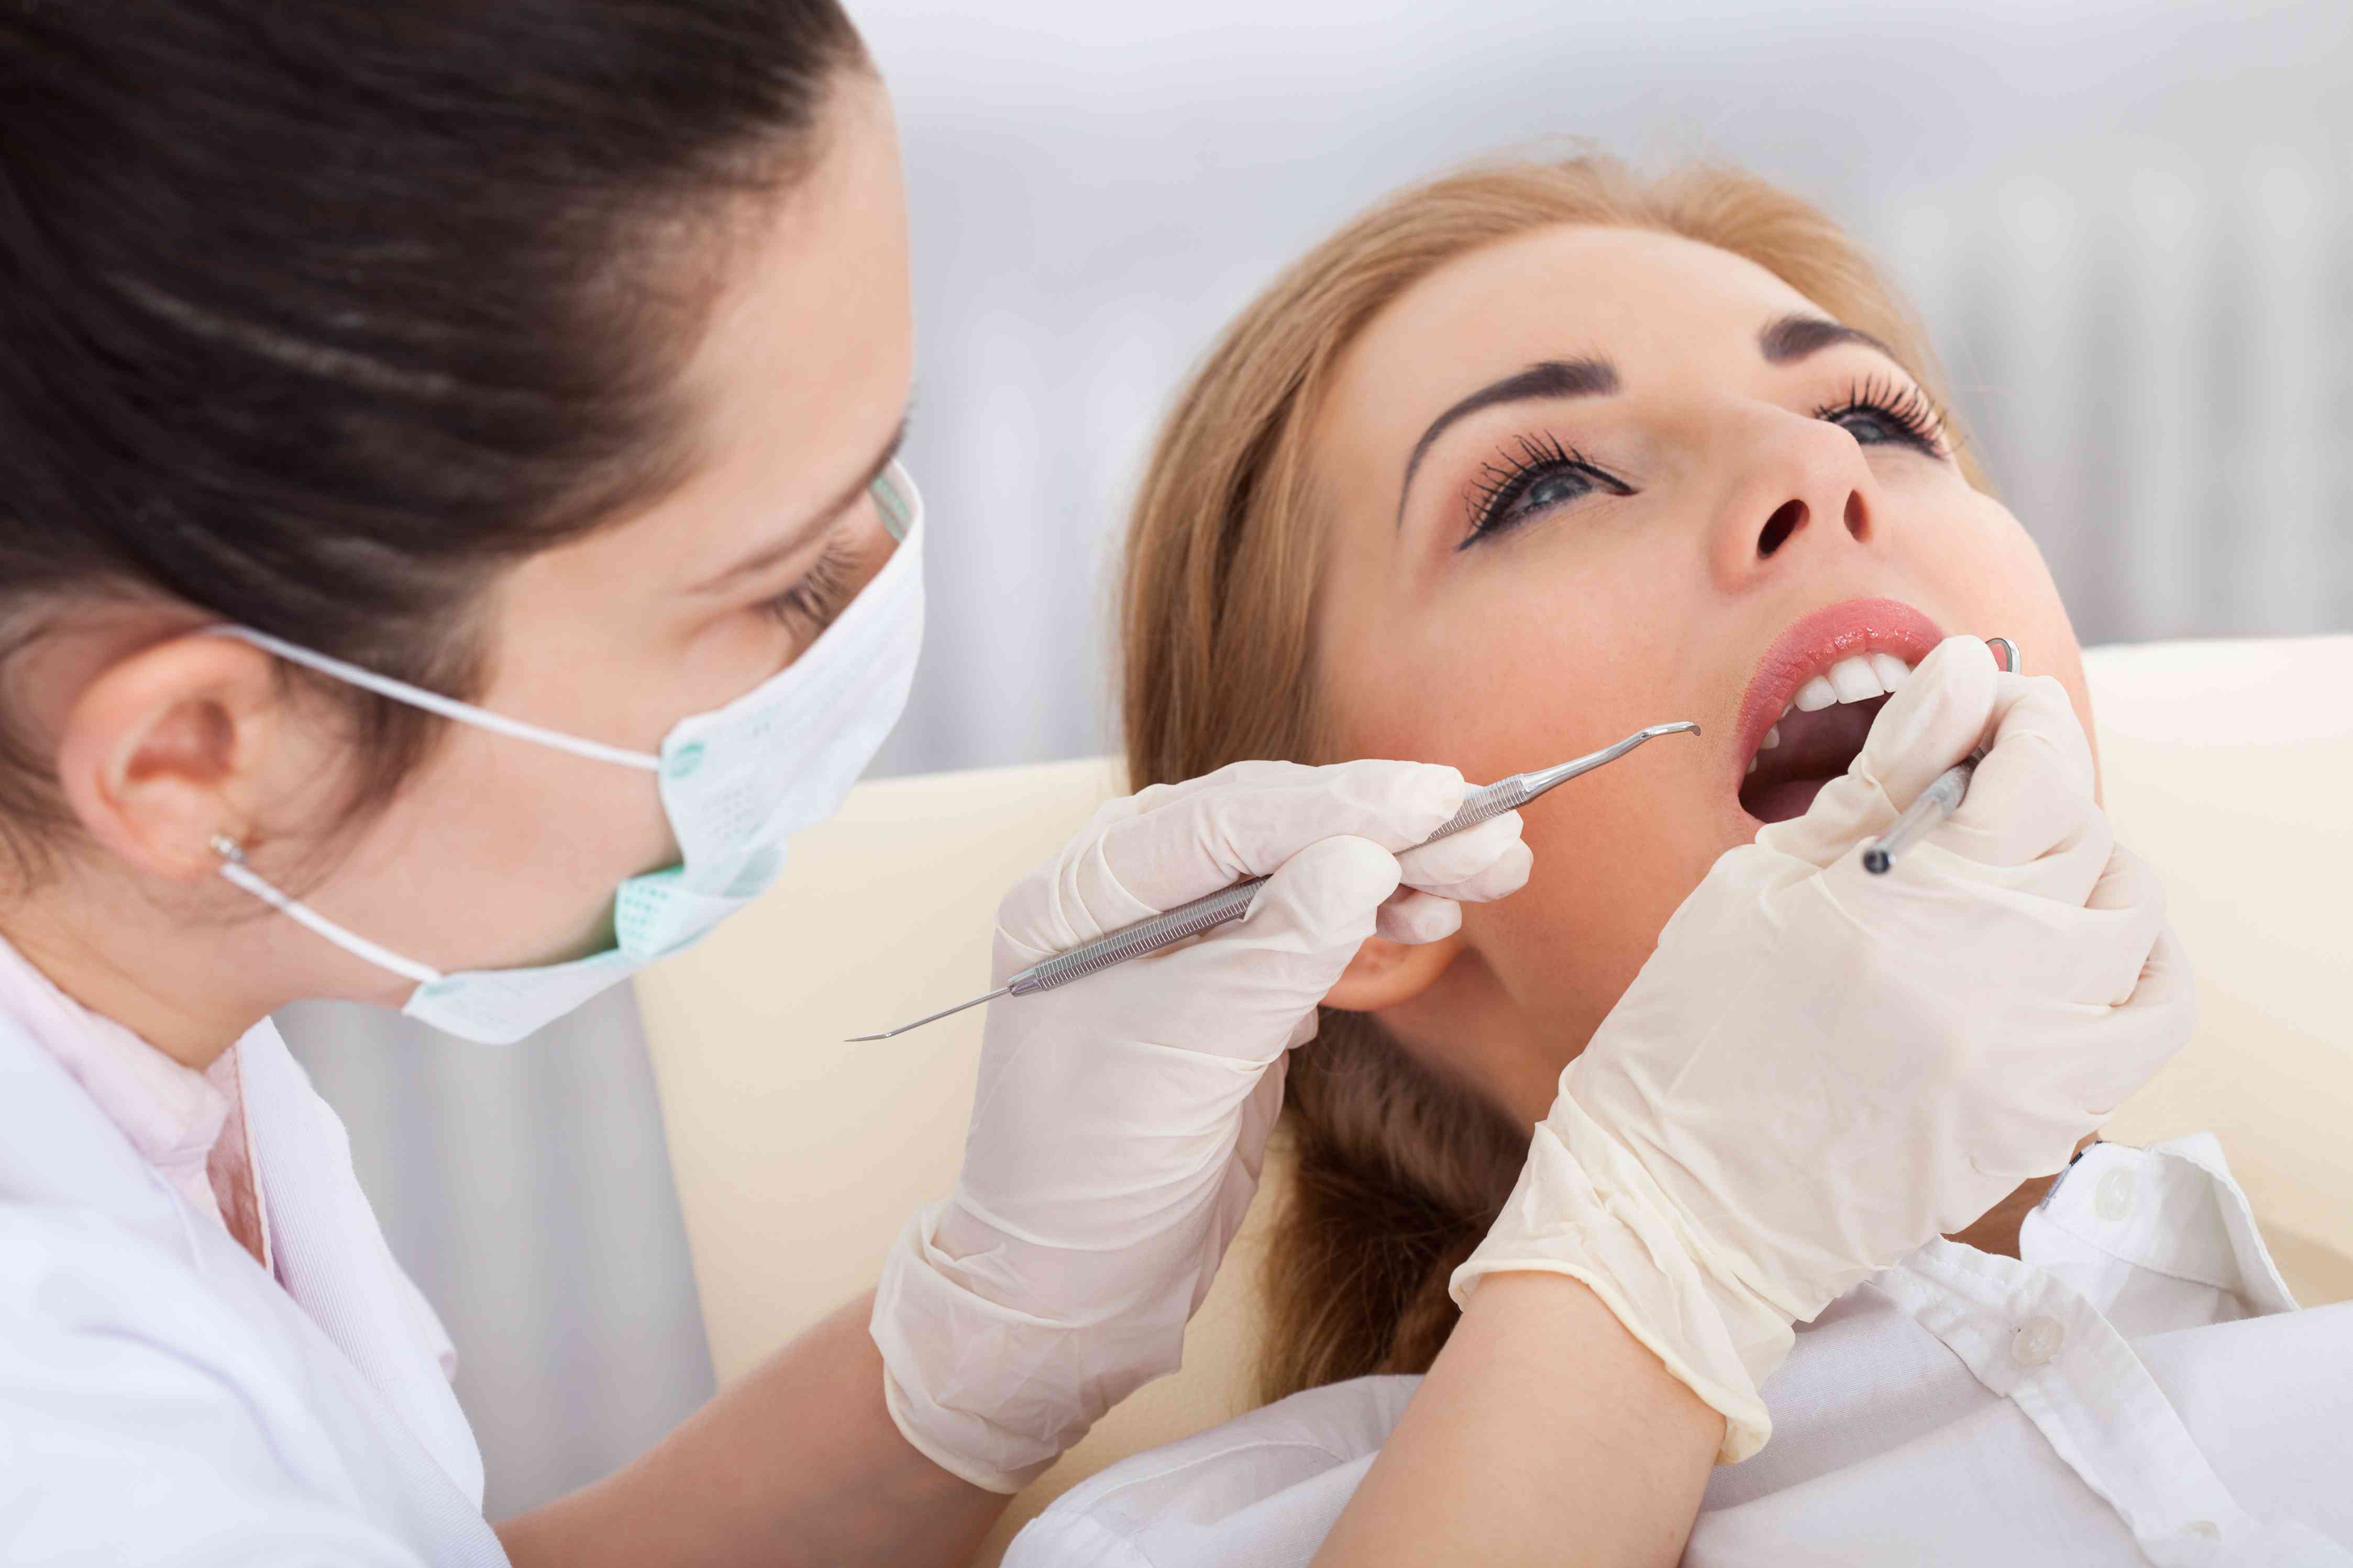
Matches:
[0,931,255,1251]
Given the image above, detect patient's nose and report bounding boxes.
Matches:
[1709,413,1878,588]
[1753,491,1867,559]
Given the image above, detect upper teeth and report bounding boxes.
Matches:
[1786,653,1912,716]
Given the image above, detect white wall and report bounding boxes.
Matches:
[283,0,2353,1519]
[865,0,2351,779]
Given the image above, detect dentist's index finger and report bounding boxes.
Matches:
[1934,673,2104,873]
[1958,671,2098,800]
[1098,758,1467,912]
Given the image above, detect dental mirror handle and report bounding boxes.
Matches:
[849,721,1699,1042]
[1862,637,2020,875]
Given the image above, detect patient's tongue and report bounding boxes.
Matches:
[1747,775,1834,825]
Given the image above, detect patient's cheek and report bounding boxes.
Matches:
[1402,897,1669,1128]
[1378,771,1725,1127]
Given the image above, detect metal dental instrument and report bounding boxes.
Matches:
[849,721,1702,1042]
[1861,637,2020,875]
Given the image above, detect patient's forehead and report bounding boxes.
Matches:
[1327,224,1831,443]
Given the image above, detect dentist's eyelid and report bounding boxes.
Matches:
[688,415,910,600]
[746,501,890,644]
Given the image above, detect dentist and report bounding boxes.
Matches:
[0,5,2183,1566]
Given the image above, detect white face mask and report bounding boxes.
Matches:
[209,461,926,1044]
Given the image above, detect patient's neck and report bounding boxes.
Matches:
[1945,1136,2097,1258]
[1943,1174,2050,1258]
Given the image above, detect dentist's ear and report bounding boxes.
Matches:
[52,632,291,882]
[1324,926,1465,1013]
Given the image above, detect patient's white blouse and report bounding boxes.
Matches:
[1007,1136,2353,1568]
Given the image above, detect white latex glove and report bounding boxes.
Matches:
[872,759,1533,1491]
[1453,636,2191,1462]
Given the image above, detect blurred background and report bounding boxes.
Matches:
[279,0,2352,1517]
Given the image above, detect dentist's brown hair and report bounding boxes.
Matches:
[0,1,866,886]
[1120,152,1985,1403]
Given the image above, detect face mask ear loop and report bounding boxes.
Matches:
[210,835,445,987]
[204,628,664,773]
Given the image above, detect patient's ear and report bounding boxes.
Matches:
[1324,930,1462,1013]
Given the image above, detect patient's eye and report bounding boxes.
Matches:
[1464,432,1632,548]
[1815,375,1948,458]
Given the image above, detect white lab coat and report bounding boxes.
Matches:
[0,1012,509,1566]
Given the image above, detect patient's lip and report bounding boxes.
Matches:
[1733,596,1945,786]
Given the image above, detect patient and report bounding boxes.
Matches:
[1130,153,2090,1396]
[1009,155,2353,1564]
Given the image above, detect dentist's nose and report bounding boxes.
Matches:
[1707,411,1877,589]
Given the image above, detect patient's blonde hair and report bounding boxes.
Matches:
[1120,153,1986,1404]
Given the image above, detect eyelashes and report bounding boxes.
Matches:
[1463,432,1628,548]
[1461,376,1952,547]
[1811,375,1949,457]
[759,536,860,640]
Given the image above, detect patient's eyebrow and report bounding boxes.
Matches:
[1397,358,1619,525]
[1758,313,1901,366]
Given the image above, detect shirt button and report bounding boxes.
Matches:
[2012,1316,2065,1367]
[2095,1168,2137,1222]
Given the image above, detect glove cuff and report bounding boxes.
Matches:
[870,1201,1069,1492]
[1451,1100,1792,1463]
[873,1198,1202,1494]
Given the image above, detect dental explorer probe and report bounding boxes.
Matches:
[1861,637,2020,875]
[849,721,1702,1042]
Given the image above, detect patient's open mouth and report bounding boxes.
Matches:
[1739,657,1903,821]
[1733,597,1946,825]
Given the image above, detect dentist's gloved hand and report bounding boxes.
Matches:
[1454,636,2191,1463]
[872,759,1532,1491]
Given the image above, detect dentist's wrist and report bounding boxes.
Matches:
[870,1193,1204,1494]
[869,1200,1076,1494]
[1453,1103,1789,1463]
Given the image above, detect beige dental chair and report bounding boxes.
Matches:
[634,635,2353,1563]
